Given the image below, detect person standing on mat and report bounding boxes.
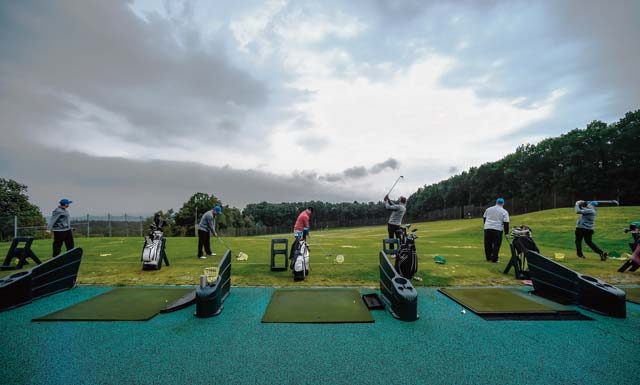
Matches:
[483,198,510,263]
[384,195,407,250]
[47,198,74,257]
[197,206,221,259]
[293,207,314,240]
[575,200,607,261]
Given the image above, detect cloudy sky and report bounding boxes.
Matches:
[1,0,638,215]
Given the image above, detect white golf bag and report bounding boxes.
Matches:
[141,230,169,270]
[291,238,310,281]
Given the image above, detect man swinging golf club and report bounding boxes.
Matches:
[197,205,221,259]
[47,198,74,258]
[293,207,314,240]
[483,198,510,263]
[384,195,407,250]
[575,200,607,261]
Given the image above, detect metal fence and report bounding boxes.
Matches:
[0,214,146,240]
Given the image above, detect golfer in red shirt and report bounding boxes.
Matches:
[294,207,314,240]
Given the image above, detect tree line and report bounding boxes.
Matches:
[406,110,640,218]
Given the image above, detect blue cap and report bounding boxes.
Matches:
[496,198,505,205]
[59,198,72,205]
[589,201,598,206]
[214,206,222,214]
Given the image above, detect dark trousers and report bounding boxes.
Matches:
[387,223,401,249]
[575,228,603,257]
[484,229,503,261]
[197,229,212,257]
[53,230,74,257]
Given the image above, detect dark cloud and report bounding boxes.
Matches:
[318,158,400,182]
[0,0,286,150]
[0,140,363,215]
[448,166,458,174]
[370,158,399,174]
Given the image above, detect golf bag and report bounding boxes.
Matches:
[395,225,418,279]
[618,222,640,273]
[504,226,538,279]
[141,230,169,270]
[289,237,310,281]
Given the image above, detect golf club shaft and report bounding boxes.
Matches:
[386,176,404,197]
[593,200,619,206]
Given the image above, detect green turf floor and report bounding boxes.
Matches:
[261,288,373,323]
[1,286,639,385]
[625,287,640,304]
[438,287,569,314]
[33,287,194,321]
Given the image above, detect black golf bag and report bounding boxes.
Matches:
[618,222,640,273]
[394,226,418,279]
[504,226,539,279]
[289,237,310,281]
[141,230,169,270]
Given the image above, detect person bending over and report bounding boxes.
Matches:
[575,200,607,261]
[293,207,313,240]
[483,198,510,263]
[47,198,74,258]
[197,206,221,259]
[384,195,407,250]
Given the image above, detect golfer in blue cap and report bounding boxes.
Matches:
[197,205,221,259]
[47,198,74,257]
[482,198,510,262]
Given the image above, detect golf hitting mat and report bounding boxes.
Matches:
[624,287,640,304]
[438,287,591,320]
[261,289,374,323]
[33,287,194,322]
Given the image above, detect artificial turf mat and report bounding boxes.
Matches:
[261,288,374,323]
[624,287,640,304]
[438,287,589,320]
[32,287,194,321]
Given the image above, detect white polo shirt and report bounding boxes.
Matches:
[483,204,510,231]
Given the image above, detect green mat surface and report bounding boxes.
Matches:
[625,287,640,304]
[439,287,569,315]
[262,289,374,323]
[33,287,194,321]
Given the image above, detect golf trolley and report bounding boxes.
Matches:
[394,224,418,279]
[141,226,169,270]
[503,226,539,280]
[618,221,640,273]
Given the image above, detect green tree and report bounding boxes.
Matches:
[0,178,46,240]
[174,193,221,236]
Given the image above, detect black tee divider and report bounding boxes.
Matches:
[195,249,231,318]
[526,250,627,318]
[1,237,42,271]
[379,251,418,321]
[0,247,82,312]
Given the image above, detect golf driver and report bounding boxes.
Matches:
[386,175,404,197]
[593,200,620,206]
[307,234,332,256]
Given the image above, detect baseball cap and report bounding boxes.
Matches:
[59,198,73,205]
[496,198,505,204]
[214,206,222,214]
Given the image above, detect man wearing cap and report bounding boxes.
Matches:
[197,206,221,259]
[47,199,74,257]
[575,200,607,260]
[384,195,407,250]
[483,198,510,262]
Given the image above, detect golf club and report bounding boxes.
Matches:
[386,175,404,197]
[593,200,620,206]
[307,234,332,256]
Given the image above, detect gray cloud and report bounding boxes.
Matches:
[448,166,458,174]
[319,158,400,182]
[0,139,363,215]
[0,0,293,151]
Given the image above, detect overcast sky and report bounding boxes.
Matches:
[1,0,638,215]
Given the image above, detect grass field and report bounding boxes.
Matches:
[2,207,639,286]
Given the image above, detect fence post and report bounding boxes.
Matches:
[125,213,128,237]
[108,213,112,237]
[139,216,143,237]
[87,214,90,238]
[194,208,198,237]
[14,215,18,238]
